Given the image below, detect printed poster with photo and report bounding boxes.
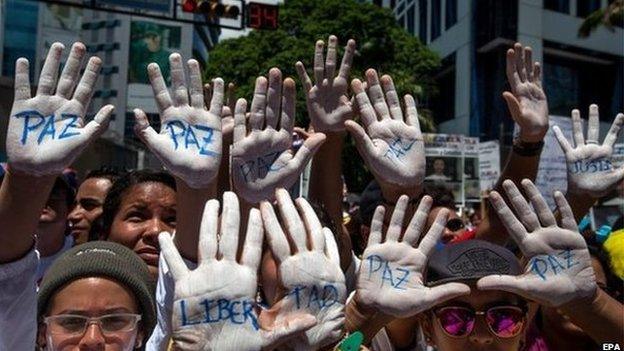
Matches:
[478,140,501,193]
[423,134,480,204]
[127,20,182,114]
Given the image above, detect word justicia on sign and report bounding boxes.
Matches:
[365,255,411,290]
[178,298,259,330]
[569,158,613,174]
[529,249,579,281]
[15,111,81,145]
[165,120,218,156]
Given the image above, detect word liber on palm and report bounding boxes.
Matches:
[178,298,259,330]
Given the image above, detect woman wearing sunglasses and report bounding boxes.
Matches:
[344,180,624,351]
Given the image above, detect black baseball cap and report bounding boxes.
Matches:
[425,239,522,286]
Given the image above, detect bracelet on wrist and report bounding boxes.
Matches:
[512,139,544,157]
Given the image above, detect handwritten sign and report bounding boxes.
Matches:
[14,111,81,144]
[365,255,411,290]
[287,284,340,310]
[529,249,578,281]
[238,151,285,182]
[478,140,501,192]
[178,298,259,330]
[165,120,218,156]
[532,116,576,210]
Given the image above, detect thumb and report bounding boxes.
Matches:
[82,104,114,140]
[290,132,326,169]
[345,120,376,160]
[502,91,522,123]
[133,108,160,147]
[423,283,471,309]
[477,274,526,296]
[261,314,316,350]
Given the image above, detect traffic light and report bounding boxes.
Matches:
[181,0,240,18]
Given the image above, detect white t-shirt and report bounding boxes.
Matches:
[0,249,39,351]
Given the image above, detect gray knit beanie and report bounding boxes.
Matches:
[38,241,156,338]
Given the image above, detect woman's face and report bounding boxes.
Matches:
[424,289,527,351]
[40,277,143,351]
[106,182,176,276]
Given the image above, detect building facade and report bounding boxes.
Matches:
[0,0,221,170]
[373,0,623,142]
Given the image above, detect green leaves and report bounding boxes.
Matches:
[205,0,441,191]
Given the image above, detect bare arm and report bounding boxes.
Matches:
[1,42,112,262]
[561,288,624,345]
[476,42,548,245]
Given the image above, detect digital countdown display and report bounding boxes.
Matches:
[247,2,278,30]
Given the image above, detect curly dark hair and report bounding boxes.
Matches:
[101,169,176,238]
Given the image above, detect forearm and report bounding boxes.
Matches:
[309,132,352,271]
[174,178,216,262]
[217,134,233,197]
[561,289,624,345]
[563,191,597,222]
[0,169,55,263]
[345,294,394,344]
[477,141,541,245]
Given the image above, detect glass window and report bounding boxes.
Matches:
[577,0,601,17]
[419,0,427,43]
[445,0,457,29]
[544,0,570,13]
[2,0,38,77]
[431,0,441,40]
[544,53,621,121]
[407,4,415,35]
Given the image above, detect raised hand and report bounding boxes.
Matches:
[503,43,549,142]
[231,68,326,204]
[160,192,315,351]
[134,53,222,189]
[7,42,113,176]
[205,81,237,138]
[296,35,356,132]
[261,189,346,350]
[478,179,597,307]
[356,195,470,318]
[345,70,425,194]
[553,105,624,197]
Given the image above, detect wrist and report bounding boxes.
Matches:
[379,182,422,204]
[346,294,393,342]
[560,285,601,316]
[512,138,544,157]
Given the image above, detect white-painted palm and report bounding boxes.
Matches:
[503,43,549,143]
[231,69,326,204]
[261,189,346,350]
[160,192,316,351]
[356,195,470,318]
[478,179,597,307]
[296,35,356,132]
[7,42,113,175]
[134,53,222,188]
[553,105,624,198]
[345,69,425,188]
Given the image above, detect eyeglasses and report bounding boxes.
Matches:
[434,306,526,338]
[43,314,141,336]
[445,218,465,232]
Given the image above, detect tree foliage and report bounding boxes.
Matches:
[205,0,441,192]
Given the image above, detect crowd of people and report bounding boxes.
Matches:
[0,35,622,351]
